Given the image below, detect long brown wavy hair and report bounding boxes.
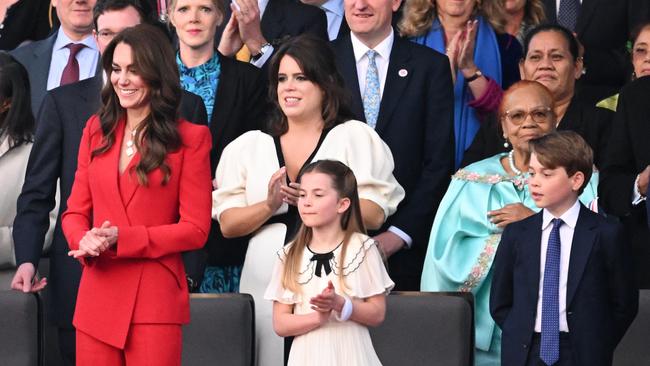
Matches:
[93,24,182,186]
[267,34,354,136]
[281,160,366,295]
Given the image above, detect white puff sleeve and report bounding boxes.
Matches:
[315,120,405,220]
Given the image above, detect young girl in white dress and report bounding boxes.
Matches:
[264,160,394,366]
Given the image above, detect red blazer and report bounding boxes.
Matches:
[62,115,212,349]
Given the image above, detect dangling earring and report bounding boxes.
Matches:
[632,71,637,81]
[503,136,509,149]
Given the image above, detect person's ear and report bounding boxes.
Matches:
[574,56,584,80]
[570,171,585,192]
[337,197,351,214]
[0,98,11,114]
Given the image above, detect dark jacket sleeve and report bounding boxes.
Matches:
[490,224,517,328]
[598,85,639,217]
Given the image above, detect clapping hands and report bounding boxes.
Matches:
[68,220,119,259]
[446,19,479,82]
[309,281,345,324]
[266,167,301,210]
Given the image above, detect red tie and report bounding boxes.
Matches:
[60,43,86,86]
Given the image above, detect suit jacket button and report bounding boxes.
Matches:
[567,311,573,315]
[523,344,528,349]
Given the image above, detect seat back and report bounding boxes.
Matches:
[0,291,41,366]
[369,291,474,366]
[614,289,650,366]
[182,293,255,366]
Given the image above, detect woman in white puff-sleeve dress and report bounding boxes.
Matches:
[212,35,404,366]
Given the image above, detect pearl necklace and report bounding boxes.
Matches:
[508,150,522,176]
[125,128,137,157]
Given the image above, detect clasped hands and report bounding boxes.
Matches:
[309,280,345,325]
[266,167,301,211]
[68,220,118,259]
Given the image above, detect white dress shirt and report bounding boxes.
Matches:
[321,0,344,41]
[534,199,581,333]
[46,28,99,91]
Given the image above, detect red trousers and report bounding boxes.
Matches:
[76,324,182,366]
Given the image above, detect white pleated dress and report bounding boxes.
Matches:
[264,233,394,366]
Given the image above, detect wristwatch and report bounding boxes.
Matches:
[465,69,483,83]
[251,42,272,62]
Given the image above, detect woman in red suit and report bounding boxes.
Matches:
[61,24,212,365]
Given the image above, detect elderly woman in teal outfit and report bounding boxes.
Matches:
[421,81,599,365]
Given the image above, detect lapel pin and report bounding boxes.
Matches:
[398,69,408,77]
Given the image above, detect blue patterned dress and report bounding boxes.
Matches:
[176,52,220,122]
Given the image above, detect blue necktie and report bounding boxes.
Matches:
[363,50,380,129]
[557,0,580,32]
[541,218,563,365]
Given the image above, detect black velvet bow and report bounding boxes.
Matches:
[310,252,334,277]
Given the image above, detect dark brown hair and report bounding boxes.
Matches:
[93,0,147,31]
[94,23,182,185]
[282,160,366,294]
[529,130,593,195]
[267,34,354,136]
[0,52,34,150]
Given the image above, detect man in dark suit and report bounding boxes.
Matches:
[542,0,650,104]
[217,0,327,67]
[491,131,637,366]
[10,0,100,115]
[332,0,454,290]
[10,2,206,364]
[599,76,650,290]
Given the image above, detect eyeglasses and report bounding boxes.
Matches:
[97,30,117,41]
[502,107,553,125]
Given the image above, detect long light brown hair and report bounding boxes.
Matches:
[93,24,182,186]
[398,0,482,38]
[281,160,366,294]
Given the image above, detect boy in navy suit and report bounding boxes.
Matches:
[490,131,638,366]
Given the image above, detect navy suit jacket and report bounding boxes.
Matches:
[10,32,57,115]
[490,205,638,366]
[12,75,206,326]
[332,32,455,288]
